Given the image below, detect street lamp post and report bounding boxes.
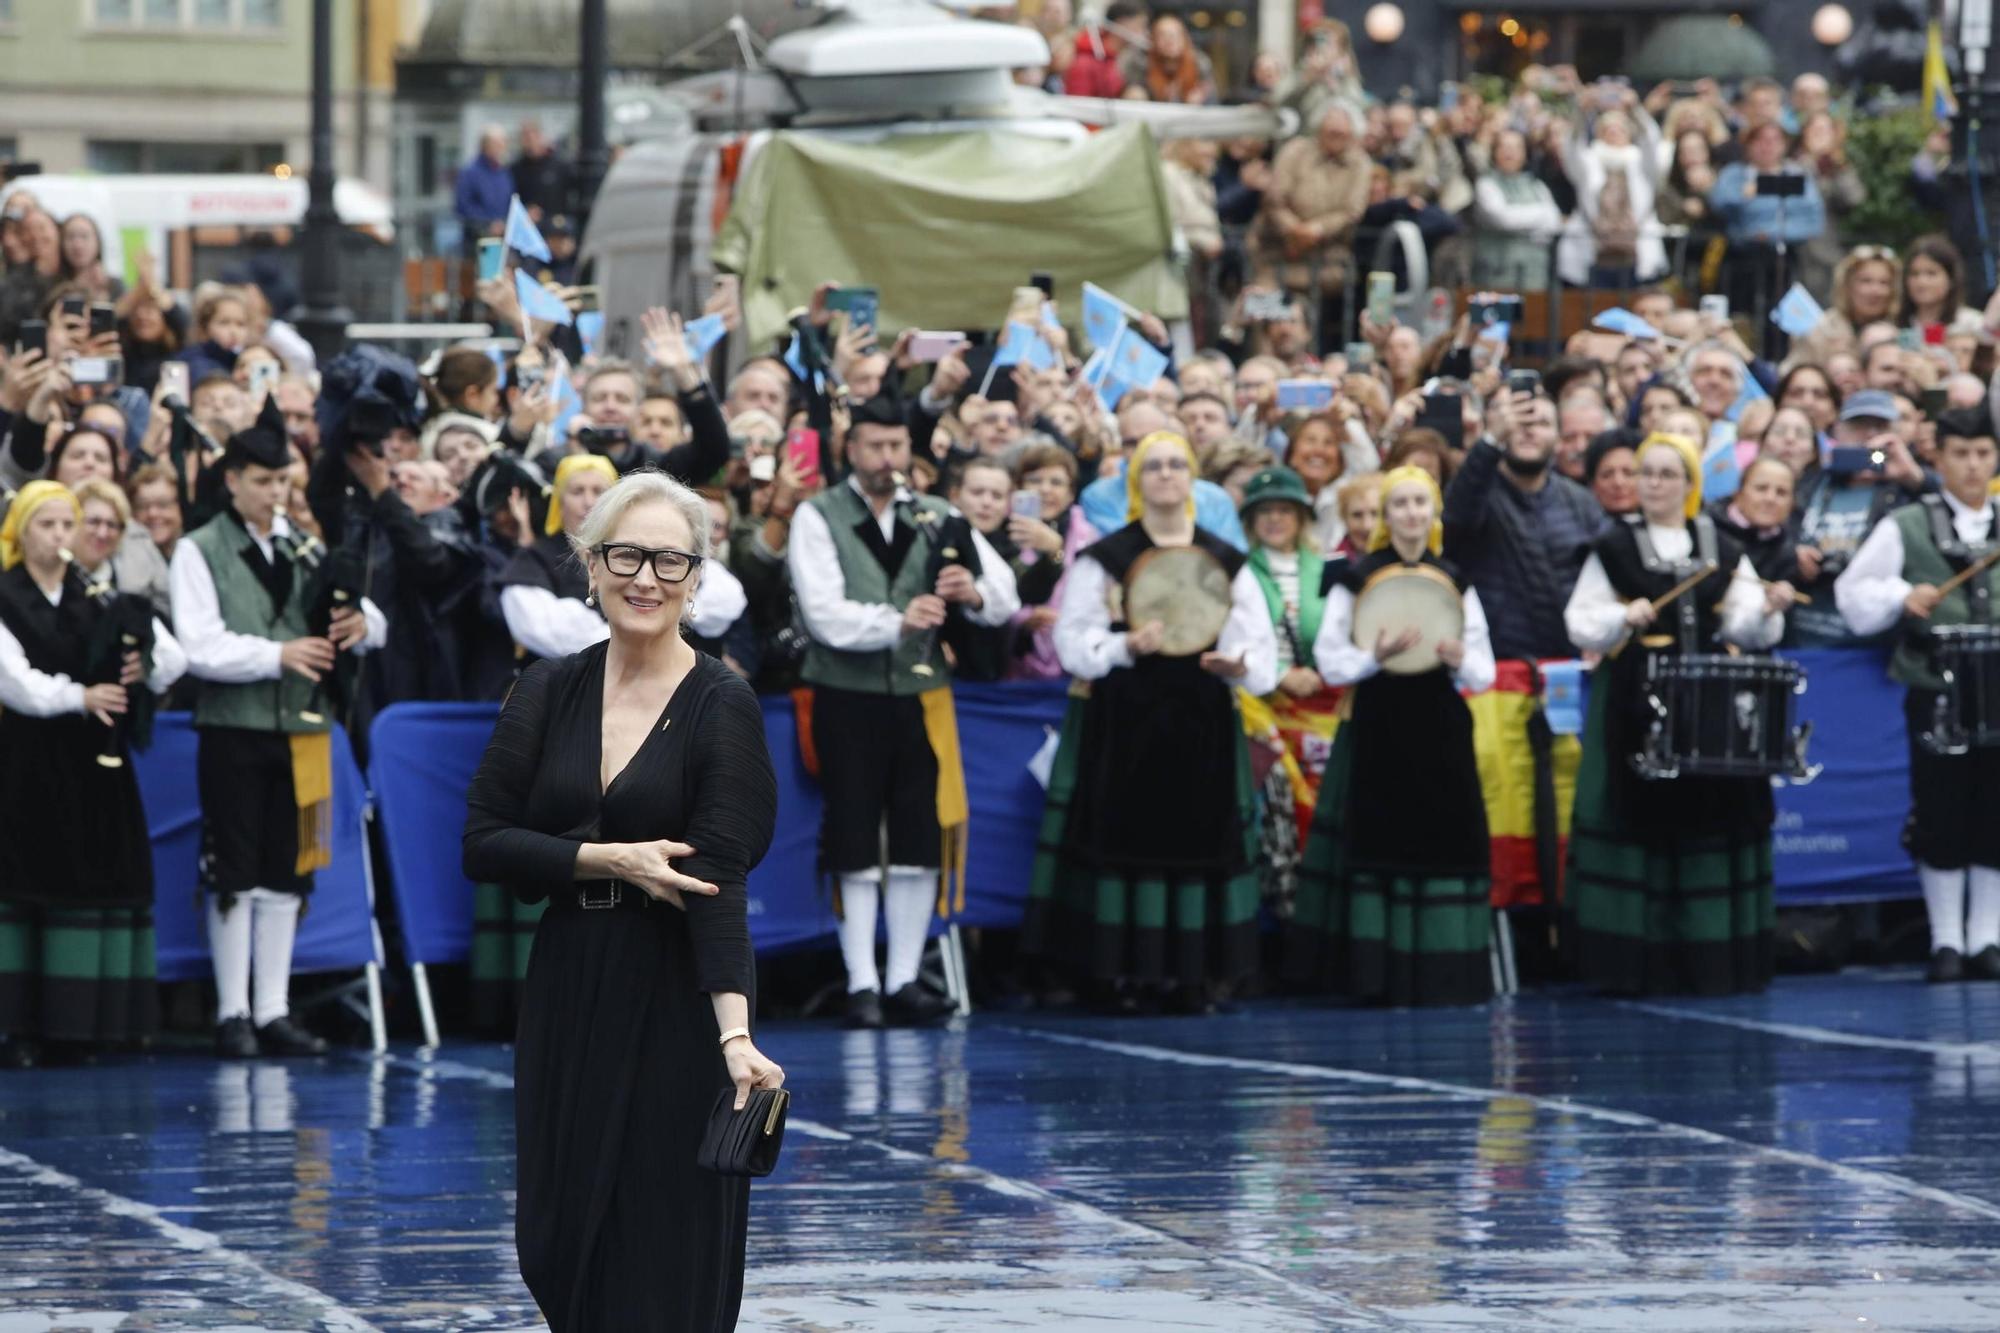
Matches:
[291,0,351,362]
[575,0,609,231]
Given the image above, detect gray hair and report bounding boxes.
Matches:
[570,468,711,587]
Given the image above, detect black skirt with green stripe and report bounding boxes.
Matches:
[468,883,546,1038]
[1021,665,1261,990]
[1566,674,1776,996]
[0,903,158,1044]
[1285,669,1493,1007]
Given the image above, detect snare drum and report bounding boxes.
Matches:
[1920,624,2000,755]
[1632,653,1817,783]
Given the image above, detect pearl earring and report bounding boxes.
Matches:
[584,589,597,607]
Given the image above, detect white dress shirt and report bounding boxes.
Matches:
[1834,492,1996,638]
[1054,548,1280,697]
[1563,522,1782,654]
[787,478,1019,652]
[499,584,607,661]
[1311,576,1497,693]
[0,579,187,717]
[168,516,387,682]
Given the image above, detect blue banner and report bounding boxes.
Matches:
[139,661,1921,981]
[1770,649,1918,903]
[134,716,379,981]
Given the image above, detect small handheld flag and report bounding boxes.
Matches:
[514,270,574,327]
[505,196,552,264]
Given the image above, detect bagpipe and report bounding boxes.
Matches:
[273,509,369,728]
[904,492,983,680]
[75,565,157,768]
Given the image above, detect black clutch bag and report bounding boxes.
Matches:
[697,1086,789,1177]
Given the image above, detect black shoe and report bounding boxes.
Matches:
[1969,945,2000,981]
[1166,984,1216,1017]
[215,1016,259,1059]
[884,983,953,1026]
[255,1016,328,1057]
[844,988,884,1030]
[2,1038,40,1069]
[1928,947,1965,984]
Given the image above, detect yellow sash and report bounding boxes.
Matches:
[919,687,969,915]
[288,732,334,876]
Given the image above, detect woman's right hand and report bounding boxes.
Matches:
[1372,626,1421,664]
[1126,619,1166,656]
[1624,598,1659,629]
[614,839,719,910]
[722,1036,785,1111]
[83,683,129,728]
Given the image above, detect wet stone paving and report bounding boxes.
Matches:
[0,970,1997,1330]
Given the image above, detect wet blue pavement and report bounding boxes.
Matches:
[1,970,1997,1330]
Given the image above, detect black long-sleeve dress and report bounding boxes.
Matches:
[463,646,778,1333]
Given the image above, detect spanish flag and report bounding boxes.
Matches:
[1925,20,1959,124]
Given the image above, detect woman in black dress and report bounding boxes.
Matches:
[0,481,185,1065]
[464,468,783,1332]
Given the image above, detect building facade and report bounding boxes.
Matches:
[0,0,401,192]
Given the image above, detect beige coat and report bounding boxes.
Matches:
[1255,139,1371,293]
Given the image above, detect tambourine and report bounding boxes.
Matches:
[1351,563,1464,675]
[1123,545,1232,658]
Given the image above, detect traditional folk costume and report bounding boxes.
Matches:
[1563,436,1785,996]
[1022,433,1279,1005]
[1237,467,1346,918]
[168,422,387,1056]
[0,483,186,1055]
[1835,487,2000,981]
[1285,468,1498,1007]
[787,397,1019,1026]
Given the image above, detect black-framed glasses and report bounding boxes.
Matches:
[595,542,703,584]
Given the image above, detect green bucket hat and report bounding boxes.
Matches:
[1238,465,1314,519]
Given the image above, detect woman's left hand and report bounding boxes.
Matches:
[722,1037,785,1111]
[119,650,144,687]
[1763,580,1798,614]
[1435,637,1465,669]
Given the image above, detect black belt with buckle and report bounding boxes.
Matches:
[577,878,647,910]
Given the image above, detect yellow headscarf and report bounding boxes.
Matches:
[1365,465,1444,556]
[1125,430,1199,523]
[1639,431,1704,520]
[545,453,619,535]
[0,481,82,571]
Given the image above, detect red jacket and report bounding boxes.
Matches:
[1066,36,1125,99]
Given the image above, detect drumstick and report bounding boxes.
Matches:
[1724,565,1814,605]
[1607,563,1717,661]
[1934,547,2000,598]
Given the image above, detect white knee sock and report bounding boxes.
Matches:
[1966,867,2000,954]
[882,867,936,995]
[1920,863,1968,955]
[250,891,302,1027]
[838,872,882,994]
[207,897,253,1022]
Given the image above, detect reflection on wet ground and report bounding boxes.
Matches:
[0,970,1996,1330]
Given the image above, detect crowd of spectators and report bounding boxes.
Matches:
[2,6,1995,1025]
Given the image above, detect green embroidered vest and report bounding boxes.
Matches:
[184,512,327,734]
[800,484,954,696]
[1889,497,2000,691]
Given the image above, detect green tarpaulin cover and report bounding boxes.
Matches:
[713,123,1187,346]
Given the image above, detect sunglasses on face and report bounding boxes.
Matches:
[595,542,702,584]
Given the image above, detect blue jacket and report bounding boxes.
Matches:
[1708,164,1824,247]
[1079,466,1247,551]
[172,339,238,387]
[454,154,514,227]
